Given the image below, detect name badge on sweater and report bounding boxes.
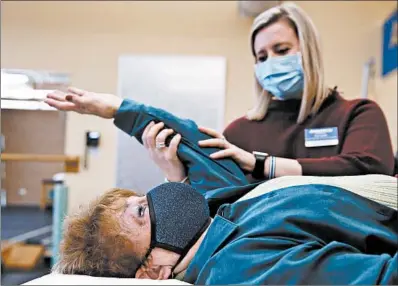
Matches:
[304,127,339,148]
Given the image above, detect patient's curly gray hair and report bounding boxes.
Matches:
[53,188,144,278]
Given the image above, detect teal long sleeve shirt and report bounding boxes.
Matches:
[184,184,398,285]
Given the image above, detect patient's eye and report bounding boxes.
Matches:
[137,205,146,217]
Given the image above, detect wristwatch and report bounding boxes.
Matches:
[252,151,270,179]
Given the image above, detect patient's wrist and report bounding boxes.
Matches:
[110,97,124,118]
[165,176,189,184]
[164,168,187,183]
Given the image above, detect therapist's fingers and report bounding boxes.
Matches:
[198,126,223,139]
[198,138,228,148]
[146,122,165,149]
[209,149,234,160]
[142,121,155,148]
[167,134,182,160]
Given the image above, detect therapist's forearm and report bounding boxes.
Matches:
[264,157,302,178]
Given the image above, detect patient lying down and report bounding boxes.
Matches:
[54,182,398,285]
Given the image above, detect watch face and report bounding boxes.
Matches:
[253,151,268,157]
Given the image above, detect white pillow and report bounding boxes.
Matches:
[238,174,397,209]
[24,274,190,285]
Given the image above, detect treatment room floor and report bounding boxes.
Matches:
[1,206,53,285]
[1,206,52,239]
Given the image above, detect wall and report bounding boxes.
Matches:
[297,1,397,150]
[1,1,396,212]
[1,110,66,206]
[367,6,397,152]
[375,70,397,152]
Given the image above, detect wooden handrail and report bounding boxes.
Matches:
[1,153,80,173]
[1,153,78,162]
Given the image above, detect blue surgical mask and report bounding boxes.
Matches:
[255,52,304,100]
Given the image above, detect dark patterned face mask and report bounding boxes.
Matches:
[134,182,211,277]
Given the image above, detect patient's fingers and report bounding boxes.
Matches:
[44,98,77,111]
[210,149,233,160]
[198,138,228,148]
[46,90,68,102]
[198,126,223,138]
[146,122,164,149]
[168,134,181,159]
[142,121,155,148]
[67,87,86,96]
[156,129,174,147]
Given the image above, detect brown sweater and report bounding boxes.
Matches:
[223,91,395,178]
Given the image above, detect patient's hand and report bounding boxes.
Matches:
[45,87,123,119]
[142,121,187,182]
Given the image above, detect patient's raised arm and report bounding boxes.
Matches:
[45,87,250,201]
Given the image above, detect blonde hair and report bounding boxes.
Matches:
[247,2,330,124]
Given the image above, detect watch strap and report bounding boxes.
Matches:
[252,151,269,179]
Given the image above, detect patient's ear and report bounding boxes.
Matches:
[135,248,179,279]
[135,254,173,280]
[135,265,172,280]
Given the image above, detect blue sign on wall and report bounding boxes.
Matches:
[382,9,397,77]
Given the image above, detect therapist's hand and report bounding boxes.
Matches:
[142,121,187,182]
[45,87,123,119]
[198,126,255,172]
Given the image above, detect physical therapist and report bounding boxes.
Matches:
[143,2,394,182]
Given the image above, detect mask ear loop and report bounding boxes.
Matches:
[133,246,153,277]
[169,257,182,279]
[169,217,212,279]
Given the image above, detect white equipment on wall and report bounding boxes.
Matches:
[237,1,280,17]
[1,69,70,111]
[360,58,376,99]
